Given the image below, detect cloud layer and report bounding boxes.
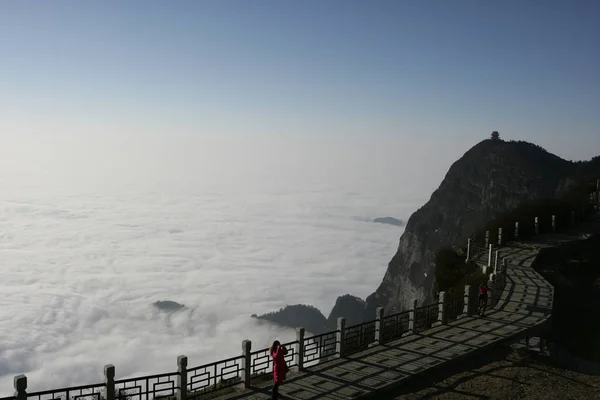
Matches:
[0,138,424,394]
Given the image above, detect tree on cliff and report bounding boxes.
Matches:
[435,248,472,292]
[491,131,500,140]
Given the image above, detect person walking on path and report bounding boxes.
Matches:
[270,340,288,399]
[478,283,491,316]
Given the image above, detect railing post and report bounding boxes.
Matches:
[177,356,187,400]
[104,365,115,400]
[497,228,503,246]
[485,244,493,274]
[494,251,500,274]
[515,221,519,240]
[408,299,417,333]
[241,340,252,388]
[552,215,556,233]
[296,328,305,371]
[14,375,27,400]
[535,216,539,235]
[488,273,496,306]
[336,317,346,357]
[485,230,490,247]
[465,238,472,263]
[374,307,384,344]
[436,291,446,325]
[461,285,471,317]
[596,178,600,208]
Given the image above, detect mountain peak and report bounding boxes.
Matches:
[364,138,599,316]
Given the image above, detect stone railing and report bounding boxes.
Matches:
[466,211,578,272]
[1,283,489,400]
[465,190,598,309]
[466,213,571,309]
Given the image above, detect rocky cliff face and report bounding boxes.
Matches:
[364,139,584,316]
[252,139,599,331]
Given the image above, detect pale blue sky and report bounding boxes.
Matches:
[1,1,599,160]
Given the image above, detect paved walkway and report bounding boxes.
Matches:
[215,215,600,400]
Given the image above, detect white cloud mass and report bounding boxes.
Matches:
[0,134,445,394]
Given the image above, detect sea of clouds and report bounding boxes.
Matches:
[0,134,453,394]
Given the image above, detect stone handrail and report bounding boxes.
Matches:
[2,284,490,400]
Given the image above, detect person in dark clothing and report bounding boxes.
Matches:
[478,283,491,316]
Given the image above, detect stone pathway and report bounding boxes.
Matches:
[212,216,599,400]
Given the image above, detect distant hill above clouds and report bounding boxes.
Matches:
[153,300,185,312]
[252,294,366,334]
[252,305,328,335]
[373,217,404,227]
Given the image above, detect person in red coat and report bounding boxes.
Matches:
[478,283,491,316]
[269,340,288,399]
